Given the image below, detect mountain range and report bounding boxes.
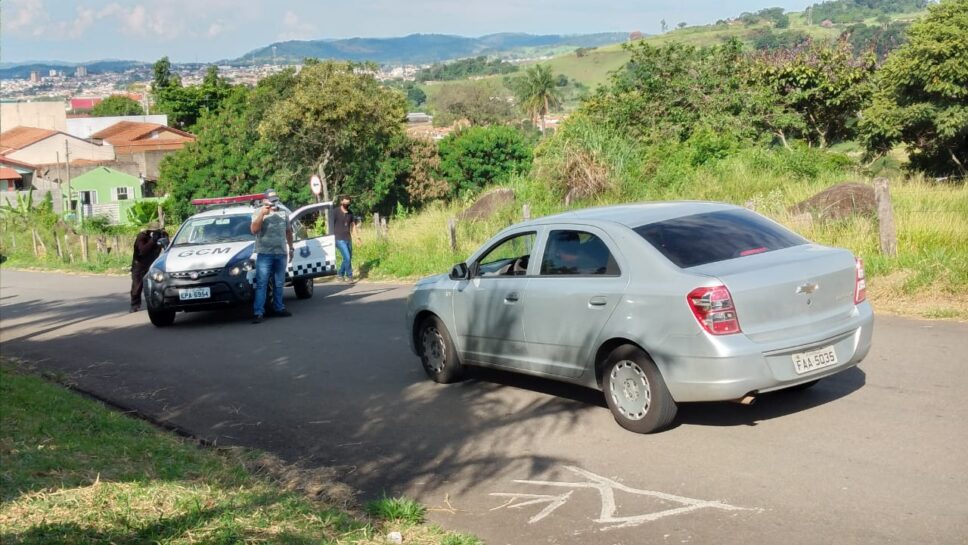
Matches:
[0,32,631,79]
[229,32,631,65]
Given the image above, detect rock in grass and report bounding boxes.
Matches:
[790,183,876,221]
[458,188,515,221]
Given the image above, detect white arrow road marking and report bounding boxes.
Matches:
[490,465,758,531]
[489,490,575,523]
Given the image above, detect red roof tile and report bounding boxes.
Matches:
[0,127,58,153]
[0,167,23,180]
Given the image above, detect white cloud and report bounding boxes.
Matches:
[1,0,48,36]
[207,22,224,38]
[279,10,317,41]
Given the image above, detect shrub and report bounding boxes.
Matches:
[439,126,532,196]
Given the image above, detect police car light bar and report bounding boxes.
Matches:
[190,194,266,207]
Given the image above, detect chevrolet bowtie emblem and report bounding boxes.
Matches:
[796,282,819,295]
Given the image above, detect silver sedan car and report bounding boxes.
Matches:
[406,202,874,433]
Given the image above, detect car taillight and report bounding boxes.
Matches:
[854,258,867,304]
[687,285,741,335]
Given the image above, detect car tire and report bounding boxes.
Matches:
[293,278,314,299]
[417,315,463,384]
[602,345,677,434]
[786,379,820,392]
[148,308,176,327]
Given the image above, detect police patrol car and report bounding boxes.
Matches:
[143,194,336,327]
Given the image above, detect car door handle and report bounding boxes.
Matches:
[505,292,519,303]
[589,296,608,307]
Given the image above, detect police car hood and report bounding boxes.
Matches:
[163,241,253,272]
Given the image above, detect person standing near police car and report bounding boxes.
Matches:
[333,195,359,282]
[130,220,169,312]
[250,189,294,323]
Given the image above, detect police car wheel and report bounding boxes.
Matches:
[418,315,463,383]
[148,308,176,327]
[293,278,314,299]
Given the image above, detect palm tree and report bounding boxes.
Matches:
[514,64,562,135]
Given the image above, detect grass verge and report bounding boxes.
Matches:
[0,360,479,545]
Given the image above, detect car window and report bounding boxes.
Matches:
[634,209,807,268]
[172,215,255,246]
[476,232,536,277]
[540,230,620,276]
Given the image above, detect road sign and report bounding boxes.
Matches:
[310,175,322,196]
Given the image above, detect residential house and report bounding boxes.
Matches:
[0,155,64,212]
[90,121,195,180]
[66,115,169,139]
[0,126,115,167]
[67,166,155,224]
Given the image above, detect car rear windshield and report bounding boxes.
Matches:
[634,209,807,268]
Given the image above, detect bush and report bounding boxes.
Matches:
[439,126,532,196]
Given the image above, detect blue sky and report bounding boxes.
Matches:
[2,0,815,64]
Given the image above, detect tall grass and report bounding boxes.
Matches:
[354,140,968,319]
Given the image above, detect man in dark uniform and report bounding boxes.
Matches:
[130,221,168,312]
[333,195,358,282]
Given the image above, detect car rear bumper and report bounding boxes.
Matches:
[661,303,874,402]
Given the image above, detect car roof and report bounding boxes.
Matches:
[522,201,741,230]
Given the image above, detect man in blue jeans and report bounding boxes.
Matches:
[250,189,294,324]
[333,195,358,282]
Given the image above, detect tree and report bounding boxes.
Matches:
[861,0,968,175]
[511,64,563,135]
[751,39,876,147]
[151,58,232,130]
[438,126,532,195]
[407,85,427,109]
[584,39,761,145]
[90,95,144,116]
[158,70,298,218]
[258,60,407,211]
[428,81,516,127]
[678,22,687,29]
[660,19,668,33]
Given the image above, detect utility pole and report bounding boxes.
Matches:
[65,140,80,225]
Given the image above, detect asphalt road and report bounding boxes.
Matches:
[2,270,967,545]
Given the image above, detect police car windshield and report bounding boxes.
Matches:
[172,215,255,246]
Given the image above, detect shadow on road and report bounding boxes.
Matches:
[674,366,867,428]
[1,281,582,502]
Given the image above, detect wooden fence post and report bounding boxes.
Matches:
[380,217,388,238]
[113,235,121,255]
[81,234,89,262]
[373,213,385,239]
[55,233,63,260]
[157,204,165,229]
[448,218,457,252]
[64,233,74,263]
[873,177,897,258]
[31,229,38,256]
[523,204,531,221]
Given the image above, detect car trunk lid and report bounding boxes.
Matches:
[690,245,859,343]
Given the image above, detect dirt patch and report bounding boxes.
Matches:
[869,272,968,321]
[790,182,876,221]
[458,188,515,221]
[241,449,358,510]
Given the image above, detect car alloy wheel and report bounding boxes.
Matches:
[609,359,651,421]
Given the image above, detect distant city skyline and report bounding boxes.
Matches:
[2,0,816,65]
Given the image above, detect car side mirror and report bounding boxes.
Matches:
[449,262,469,280]
[157,237,169,249]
